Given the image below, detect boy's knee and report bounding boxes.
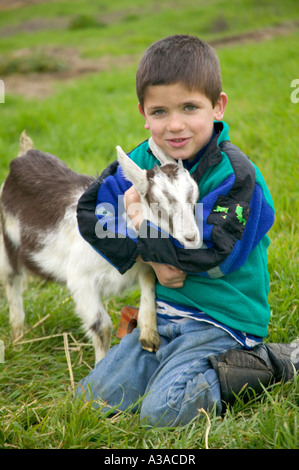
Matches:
[140,395,177,427]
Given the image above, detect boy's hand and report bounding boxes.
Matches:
[148,262,186,288]
[124,186,144,230]
[136,256,186,288]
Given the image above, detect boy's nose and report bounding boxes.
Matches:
[167,113,185,132]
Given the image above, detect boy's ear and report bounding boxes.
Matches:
[214,92,228,121]
[138,103,150,130]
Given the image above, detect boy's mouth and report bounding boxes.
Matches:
[167,137,190,148]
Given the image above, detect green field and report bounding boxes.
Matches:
[0,0,298,449]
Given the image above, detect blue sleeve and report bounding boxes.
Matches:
[199,178,275,277]
[77,162,140,274]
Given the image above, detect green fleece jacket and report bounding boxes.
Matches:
[77,121,275,337]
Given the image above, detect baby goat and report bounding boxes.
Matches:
[0,133,200,363]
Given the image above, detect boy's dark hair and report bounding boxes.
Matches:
[136,35,222,110]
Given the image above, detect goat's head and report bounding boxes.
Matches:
[116,139,200,249]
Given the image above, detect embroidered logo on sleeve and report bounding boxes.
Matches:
[214,205,229,219]
[213,203,248,225]
[208,196,251,242]
[235,204,247,225]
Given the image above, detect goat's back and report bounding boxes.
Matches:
[1,150,95,230]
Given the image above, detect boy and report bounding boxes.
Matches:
[75,35,298,426]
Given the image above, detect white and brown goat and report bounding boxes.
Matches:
[0,133,200,363]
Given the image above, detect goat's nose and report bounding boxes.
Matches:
[185,234,196,242]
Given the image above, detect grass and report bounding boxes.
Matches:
[0,0,298,450]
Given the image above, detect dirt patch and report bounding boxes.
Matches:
[0,4,162,36]
[1,20,298,99]
[2,48,138,99]
[209,20,299,47]
[0,17,68,37]
[0,0,48,11]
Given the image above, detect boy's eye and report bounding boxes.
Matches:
[152,109,166,116]
[184,104,197,111]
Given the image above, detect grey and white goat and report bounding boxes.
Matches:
[0,132,200,363]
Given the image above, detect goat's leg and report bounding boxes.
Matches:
[0,234,26,341]
[1,259,26,341]
[69,279,113,364]
[137,263,161,352]
[89,310,113,364]
[4,272,26,341]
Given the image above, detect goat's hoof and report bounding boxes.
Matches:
[140,330,161,353]
[11,326,24,343]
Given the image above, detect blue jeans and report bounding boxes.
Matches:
[75,317,243,426]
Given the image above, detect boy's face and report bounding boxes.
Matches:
[139,83,227,162]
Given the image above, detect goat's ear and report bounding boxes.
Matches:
[18,130,34,157]
[116,146,148,196]
[148,137,176,166]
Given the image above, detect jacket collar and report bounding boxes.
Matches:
[191,121,228,182]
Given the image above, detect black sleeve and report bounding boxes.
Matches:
[137,221,230,274]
